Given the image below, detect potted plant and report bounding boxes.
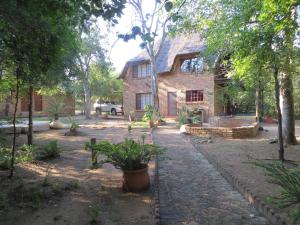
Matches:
[46,98,66,129]
[86,136,164,192]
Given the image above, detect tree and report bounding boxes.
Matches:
[177,0,299,158]
[119,0,187,118]
[0,0,126,177]
[72,28,109,119]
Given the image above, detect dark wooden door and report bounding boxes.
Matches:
[34,92,43,111]
[168,92,177,116]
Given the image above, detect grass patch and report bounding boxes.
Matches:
[130,121,149,129]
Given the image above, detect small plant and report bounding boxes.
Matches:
[42,166,51,187]
[191,115,201,124]
[51,182,63,195]
[87,202,101,225]
[253,160,300,225]
[70,122,79,131]
[68,117,79,131]
[86,137,164,171]
[142,105,154,122]
[35,141,61,160]
[65,180,80,190]
[18,144,37,163]
[177,107,188,127]
[127,124,132,134]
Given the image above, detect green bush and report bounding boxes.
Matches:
[253,160,300,225]
[18,144,36,162]
[0,147,11,170]
[142,105,154,122]
[177,107,188,127]
[86,137,164,171]
[35,141,61,160]
[0,192,9,210]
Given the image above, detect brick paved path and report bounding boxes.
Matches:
[153,128,269,225]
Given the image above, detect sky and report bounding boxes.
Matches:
[99,1,155,73]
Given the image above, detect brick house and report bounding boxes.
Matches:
[119,34,227,122]
[0,92,75,117]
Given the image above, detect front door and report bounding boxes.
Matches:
[168,92,177,116]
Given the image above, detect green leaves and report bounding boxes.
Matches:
[253,160,300,225]
[164,1,173,12]
[86,138,165,171]
[131,26,141,35]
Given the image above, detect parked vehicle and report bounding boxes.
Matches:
[93,101,122,115]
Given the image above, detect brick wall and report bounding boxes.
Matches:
[0,94,75,117]
[122,57,221,121]
[185,122,259,139]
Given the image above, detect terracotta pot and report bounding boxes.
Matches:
[122,165,150,192]
[264,116,273,124]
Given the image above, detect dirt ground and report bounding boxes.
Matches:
[0,118,155,225]
[188,122,300,223]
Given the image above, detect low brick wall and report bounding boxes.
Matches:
[186,122,259,139]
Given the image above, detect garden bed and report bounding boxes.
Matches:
[0,119,156,225]
[185,122,259,139]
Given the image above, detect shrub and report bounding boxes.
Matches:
[253,160,300,225]
[0,147,11,170]
[177,107,188,127]
[0,192,9,210]
[18,144,36,163]
[86,136,164,171]
[142,105,154,122]
[35,141,61,160]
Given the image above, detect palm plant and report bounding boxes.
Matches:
[45,98,65,121]
[253,160,300,225]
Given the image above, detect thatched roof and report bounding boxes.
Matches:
[119,33,205,78]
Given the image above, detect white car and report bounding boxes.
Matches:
[93,101,122,115]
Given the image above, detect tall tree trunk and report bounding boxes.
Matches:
[9,70,20,178]
[255,82,262,122]
[150,61,160,121]
[274,65,285,162]
[280,71,297,145]
[83,72,91,119]
[27,86,33,145]
[4,98,10,117]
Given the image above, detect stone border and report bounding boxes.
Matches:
[186,134,288,225]
[150,127,161,225]
[185,122,259,139]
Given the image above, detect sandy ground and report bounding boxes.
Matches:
[188,122,300,223]
[0,119,155,225]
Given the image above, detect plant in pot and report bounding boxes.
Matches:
[46,98,66,129]
[85,135,164,192]
[142,105,155,128]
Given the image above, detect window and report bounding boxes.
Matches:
[186,90,203,102]
[133,63,152,78]
[136,93,152,110]
[180,57,205,73]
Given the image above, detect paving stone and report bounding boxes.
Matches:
[153,128,269,225]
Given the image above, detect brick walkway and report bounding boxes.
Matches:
[153,128,269,225]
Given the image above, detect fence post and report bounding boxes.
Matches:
[91,138,97,166]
